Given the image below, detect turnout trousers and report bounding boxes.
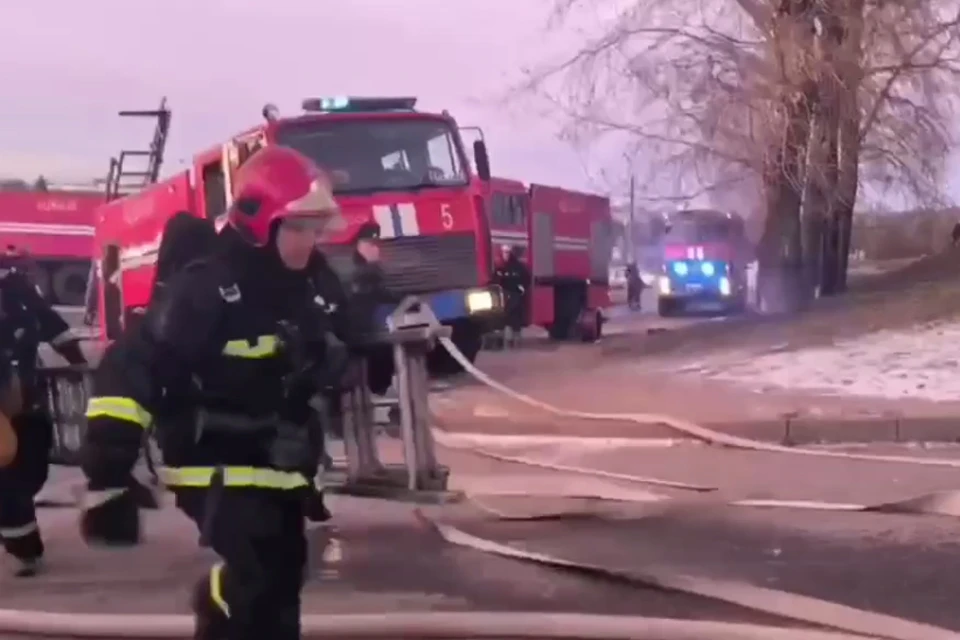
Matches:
[176,487,308,640]
[0,411,53,564]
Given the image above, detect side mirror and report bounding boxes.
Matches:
[473,140,491,181]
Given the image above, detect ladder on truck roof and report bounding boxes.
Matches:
[105,98,172,200]
[83,99,172,327]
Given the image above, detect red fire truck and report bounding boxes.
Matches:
[0,190,99,307]
[487,177,612,340]
[656,209,751,316]
[90,97,503,374]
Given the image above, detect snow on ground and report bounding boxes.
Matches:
[663,321,960,401]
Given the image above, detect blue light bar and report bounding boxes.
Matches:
[301,96,418,113]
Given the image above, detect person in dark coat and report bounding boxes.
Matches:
[0,248,86,577]
[78,147,353,640]
[494,245,530,348]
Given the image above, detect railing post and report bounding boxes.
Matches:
[332,297,452,499]
[340,359,383,483]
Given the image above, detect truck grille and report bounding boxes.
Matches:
[323,232,479,295]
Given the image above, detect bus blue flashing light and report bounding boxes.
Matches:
[301,96,418,113]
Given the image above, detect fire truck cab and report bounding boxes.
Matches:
[0,191,100,308]
[488,177,613,340]
[656,209,750,316]
[92,97,503,375]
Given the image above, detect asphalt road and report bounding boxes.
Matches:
[10,442,960,638]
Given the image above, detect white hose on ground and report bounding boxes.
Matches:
[0,609,878,639]
[436,335,960,470]
[432,330,960,515]
[420,513,959,640]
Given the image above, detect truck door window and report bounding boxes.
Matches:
[491,192,510,226]
[508,195,527,226]
[202,162,226,221]
[426,133,457,181]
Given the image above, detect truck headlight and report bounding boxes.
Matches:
[719,277,731,296]
[466,289,495,313]
[658,276,671,295]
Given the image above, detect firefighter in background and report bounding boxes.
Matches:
[0,248,86,577]
[309,222,398,473]
[625,262,644,310]
[152,212,220,296]
[79,147,349,640]
[495,244,531,348]
[344,222,401,395]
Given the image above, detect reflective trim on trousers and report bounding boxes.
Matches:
[210,562,230,617]
[86,396,152,428]
[160,466,310,490]
[0,521,38,539]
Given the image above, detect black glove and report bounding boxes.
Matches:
[80,487,141,547]
[304,486,331,523]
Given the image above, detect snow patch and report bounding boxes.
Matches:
[674,322,960,401]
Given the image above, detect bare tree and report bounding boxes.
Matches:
[518,0,960,304]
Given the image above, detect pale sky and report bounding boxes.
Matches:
[0,0,616,193]
[4,1,955,211]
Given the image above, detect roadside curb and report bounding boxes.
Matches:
[433,414,960,446]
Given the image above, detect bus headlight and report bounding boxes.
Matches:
[719,277,731,296]
[701,261,715,277]
[658,276,671,295]
[466,289,495,313]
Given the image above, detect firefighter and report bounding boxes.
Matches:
[309,222,398,468]
[153,212,219,296]
[0,248,86,577]
[78,146,348,640]
[625,262,644,311]
[345,222,401,395]
[495,244,530,348]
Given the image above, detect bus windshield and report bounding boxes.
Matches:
[275,117,469,194]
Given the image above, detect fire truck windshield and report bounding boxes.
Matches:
[275,117,469,194]
[665,213,741,244]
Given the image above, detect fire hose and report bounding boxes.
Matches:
[417,326,960,640]
[0,610,881,639]
[8,310,960,638]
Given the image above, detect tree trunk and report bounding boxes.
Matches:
[807,0,846,296]
[758,91,812,314]
[833,0,865,293]
[757,0,817,314]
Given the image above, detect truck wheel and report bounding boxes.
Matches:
[578,309,603,342]
[51,264,90,307]
[658,298,675,317]
[549,288,584,341]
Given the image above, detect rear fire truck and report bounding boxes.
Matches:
[0,190,99,308]
[89,97,503,375]
[488,177,612,340]
[656,209,750,316]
